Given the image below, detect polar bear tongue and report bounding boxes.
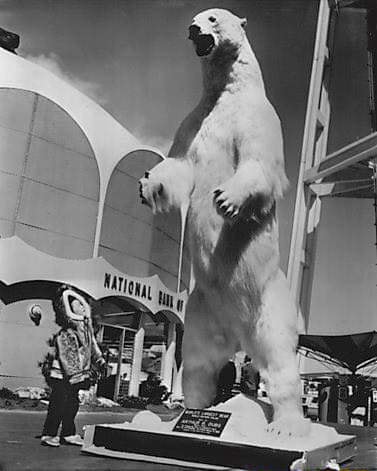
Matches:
[193,34,215,57]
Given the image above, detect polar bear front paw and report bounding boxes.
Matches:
[213,182,248,221]
[214,181,274,223]
[266,416,311,440]
[139,172,166,214]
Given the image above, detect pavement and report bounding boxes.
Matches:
[0,408,190,471]
[1,409,376,471]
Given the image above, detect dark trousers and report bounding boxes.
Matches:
[42,379,80,437]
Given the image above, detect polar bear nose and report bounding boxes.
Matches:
[188,24,201,40]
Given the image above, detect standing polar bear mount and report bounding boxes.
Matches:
[139,8,309,438]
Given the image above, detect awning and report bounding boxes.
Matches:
[298,331,377,373]
[0,236,187,325]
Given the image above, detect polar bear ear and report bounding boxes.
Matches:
[240,17,247,29]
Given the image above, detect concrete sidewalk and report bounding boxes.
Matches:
[1,409,376,470]
[0,409,190,471]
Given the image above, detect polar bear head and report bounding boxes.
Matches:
[188,8,247,58]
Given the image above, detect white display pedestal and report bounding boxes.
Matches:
[82,395,356,470]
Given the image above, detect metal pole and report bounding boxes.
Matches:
[369,160,377,267]
[128,326,145,397]
[287,0,333,330]
[176,202,189,294]
[366,1,377,276]
[161,322,177,391]
[113,327,125,402]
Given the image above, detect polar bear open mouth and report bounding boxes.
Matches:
[192,34,215,57]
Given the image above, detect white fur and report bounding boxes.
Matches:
[139,8,309,437]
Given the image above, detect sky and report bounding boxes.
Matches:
[0,0,376,381]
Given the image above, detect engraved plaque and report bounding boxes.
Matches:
[173,409,231,437]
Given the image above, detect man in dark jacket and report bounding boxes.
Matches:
[241,356,260,398]
[215,359,237,404]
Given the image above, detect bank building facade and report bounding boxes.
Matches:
[0,44,190,401]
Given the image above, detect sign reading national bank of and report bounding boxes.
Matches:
[103,272,186,318]
[0,237,187,324]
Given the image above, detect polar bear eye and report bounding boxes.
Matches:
[208,16,217,23]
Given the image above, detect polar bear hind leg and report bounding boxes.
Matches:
[182,287,237,409]
[249,270,311,438]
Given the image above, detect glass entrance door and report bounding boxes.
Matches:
[97,324,136,401]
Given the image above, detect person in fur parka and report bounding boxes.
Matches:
[40,285,106,447]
